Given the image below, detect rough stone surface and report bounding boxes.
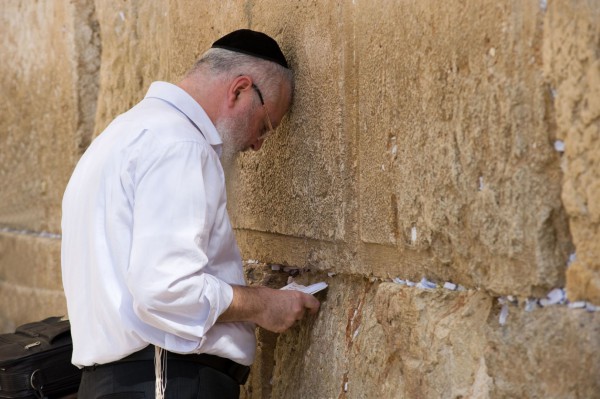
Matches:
[543,1,600,304]
[353,0,572,297]
[93,0,171,135]
[0,0,99,332]
[0,0,100,234]
[226,1,576,299]
[0,232,64,332]
[227,1,352,244]
[244,277,600,399]
[2,0,600,397]
[485,302,600,399]
[0,232,62,290]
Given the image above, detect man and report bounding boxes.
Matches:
[61,29,320,398]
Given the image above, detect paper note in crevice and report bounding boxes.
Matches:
[280,281,328,295]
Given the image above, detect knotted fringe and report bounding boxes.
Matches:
[154,345,167,399]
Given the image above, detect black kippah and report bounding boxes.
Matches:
[211,29,289,69]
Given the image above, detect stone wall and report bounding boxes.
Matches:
[0,0,100,329]
[544,1,600,304]
[1,0,598,397]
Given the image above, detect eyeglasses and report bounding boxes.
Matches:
[251,84,274,141]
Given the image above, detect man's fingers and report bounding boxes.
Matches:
[303,294,321,314]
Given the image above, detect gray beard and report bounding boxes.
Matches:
[214,100,259,192]
[215,109,253,154]
[215,115,248,191]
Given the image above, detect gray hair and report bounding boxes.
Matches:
[191,48,294,106]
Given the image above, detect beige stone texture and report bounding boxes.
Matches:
[0,232,62,290]
[244,277,600,399]
[0,0,100,233]
[93,0,170,135]
[543,1,600,304]
[92,0,249,134]
[227,1,352,246]
[353,1,572,297]
[0,0,98,331]
[0,232,66,332]
[223,1,574,299]
[2,0,600,397]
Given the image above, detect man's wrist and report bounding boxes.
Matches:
[217,285,268,324]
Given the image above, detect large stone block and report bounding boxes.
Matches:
[0,231,65,333]
[353,0,571,296]
[229,1,574,298]
[543,1,600,304]
[0,0,100,233]
[166,0,249,77]
[246,277,600,399]
[93,0,250,134]
[485,301,600,398]
[226,1,353,245]
[0,232,63,290]
[0,281,67,334]
[93,0,171,134]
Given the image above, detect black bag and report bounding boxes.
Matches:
[0,317,81,398]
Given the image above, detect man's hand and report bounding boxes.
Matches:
[218,285,321,333]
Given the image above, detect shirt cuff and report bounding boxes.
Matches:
[215,279,234,317]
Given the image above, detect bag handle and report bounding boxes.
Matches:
[15,317,71,343]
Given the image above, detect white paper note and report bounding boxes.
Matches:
[280,281,328,295]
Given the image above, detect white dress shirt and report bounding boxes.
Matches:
[61,81,256,367]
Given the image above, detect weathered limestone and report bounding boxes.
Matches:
[543,1,600,304]
[354,1,572,298]
[224,1,575,300]
[0,232,66,331]
[226,1,353,246]
[0,0,98,332]
[245,275,600,399]
[0,232,62,290]
[93,0,171,135]
[0,0,100,234]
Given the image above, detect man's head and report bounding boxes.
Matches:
[180,29,294,159]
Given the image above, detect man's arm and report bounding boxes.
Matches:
[218,285,321,333]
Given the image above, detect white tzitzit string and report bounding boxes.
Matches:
[154,345,167,399]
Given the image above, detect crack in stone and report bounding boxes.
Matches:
[0,226,61,240]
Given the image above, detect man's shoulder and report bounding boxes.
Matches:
[118,98,208,145]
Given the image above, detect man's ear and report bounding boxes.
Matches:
[226,76,253,108]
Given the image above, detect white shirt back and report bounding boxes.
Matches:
[61,82,256,367]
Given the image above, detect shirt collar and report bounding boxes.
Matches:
[144,81,223,153]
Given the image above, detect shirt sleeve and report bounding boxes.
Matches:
[125,138,234,343]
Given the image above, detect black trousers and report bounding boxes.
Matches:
[78,358,240,399]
